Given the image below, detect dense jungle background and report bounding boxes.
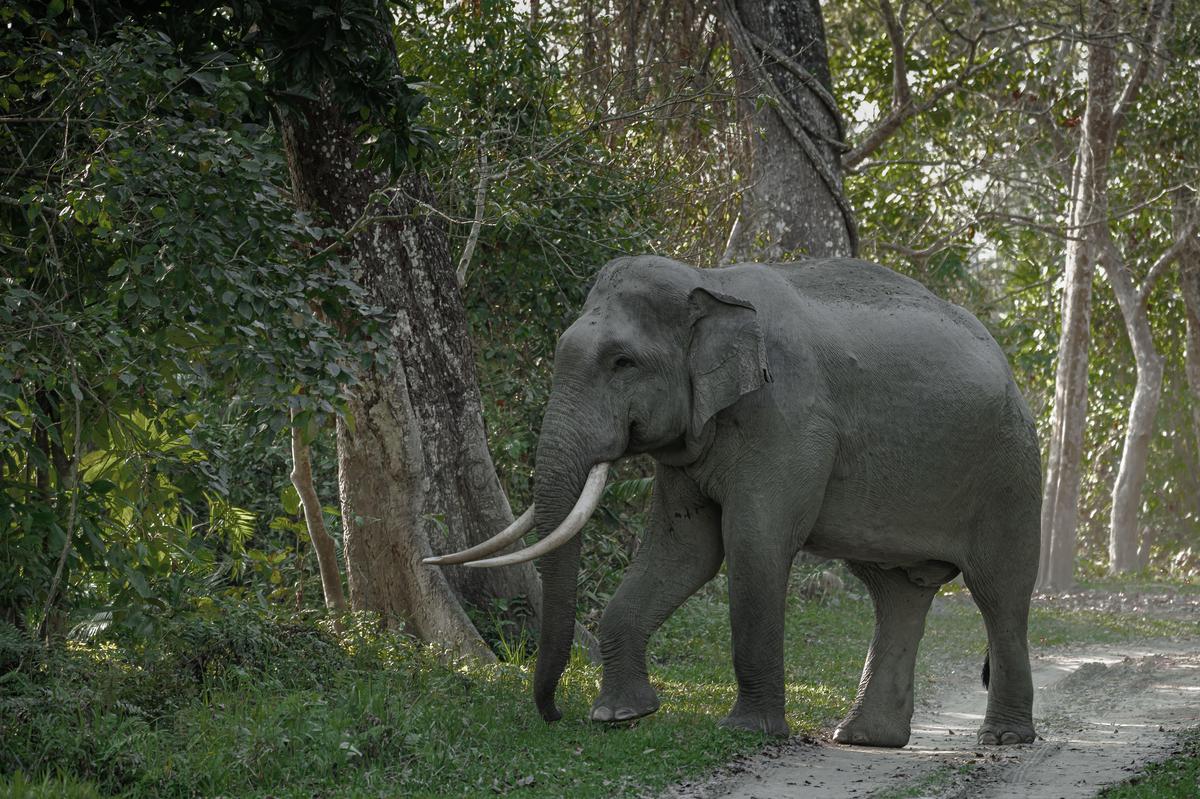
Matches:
[2,0,1198,797]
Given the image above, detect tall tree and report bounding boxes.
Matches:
[1039,0,1123,591]
[1095,0,1178,574]
[1040,0,1182,586]
[719,0,856,259]
[261,16,555,653]
[1180,189,1200,465]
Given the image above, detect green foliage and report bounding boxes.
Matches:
[0,6,380,631]
[0,773,102,799]
[76,0,430,174]
[1099,729,1200,799]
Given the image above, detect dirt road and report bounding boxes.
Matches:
[662,602,1200,798]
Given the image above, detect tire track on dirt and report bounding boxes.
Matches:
[660,639,1200,799]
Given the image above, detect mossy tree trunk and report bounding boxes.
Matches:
[277,86,546,655]
[719,0,855,261]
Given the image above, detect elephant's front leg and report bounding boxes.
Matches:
[590,466,723,723]
[717,453,829,737]
[720,527,793,737]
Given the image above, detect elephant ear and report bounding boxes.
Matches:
[686,286,773,437]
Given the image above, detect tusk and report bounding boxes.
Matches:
[423,506,536,566]
[464,462,610,569]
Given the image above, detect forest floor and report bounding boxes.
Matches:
[4,580,1196,798]
[659,589,1200,799]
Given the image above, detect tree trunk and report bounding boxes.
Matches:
[276,84,541,655]
[1177,192,1200,472]
[1098,241,1164,574]
[719,0,855,260]
[1038,0,1120,592]
[334,363,493,658]
[379,175,548,625]
[1038,163,1095,592]
[289,408,347,614]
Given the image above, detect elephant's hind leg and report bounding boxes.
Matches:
[962,557,1037,745]
[590,466,723,724]
[834,561,940,747]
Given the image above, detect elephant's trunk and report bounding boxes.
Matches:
[531,402,603,722]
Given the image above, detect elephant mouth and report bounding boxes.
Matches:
[422,462,611,569]
[626,420,642,451]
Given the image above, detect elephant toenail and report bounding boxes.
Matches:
[1000,731,1021,744]
[978,731,999,745]
[614,708,637,721]
[591,706,612,722]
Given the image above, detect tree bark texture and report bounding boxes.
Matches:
[1098,237,1164,574]
[720,0,855,260]
[289,408,348,614]
[1038,0,1120,591]
[333,365,492,658]
[1179,204,1200,469]
[278,87,542,652]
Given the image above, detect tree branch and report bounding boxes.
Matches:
[879,0,912,111]
[36,387,82,641]
[845,20,1067,172]
[289,406,348,616]
[1138,210,1200,305]
[719,208,745,265]
[741,28,846,141]
[845,26,982,170]
[456,148,489,289]
[1112,0,1173,133]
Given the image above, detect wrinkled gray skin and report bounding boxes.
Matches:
[532,255,1040,746]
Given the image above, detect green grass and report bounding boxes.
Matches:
[925,585,1192,656]
[2,578,1196,799]
[1075,575,1200,595]
[1099,730,1200,798]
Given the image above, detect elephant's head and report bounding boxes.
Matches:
[425,255,771,721]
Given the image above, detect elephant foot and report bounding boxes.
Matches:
[832,713,911,748]
[589,680,659,724]
[976,720,1036,745]
[718,707,789,737]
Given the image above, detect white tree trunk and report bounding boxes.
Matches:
[1038,0,1120,591]
[1176,192,1200,470]
[1098,242,1164,574]
[336,370,494,659]
[289,409,347,614]
[1039,180,1095,591]
[276,87,514,659]
[1093,0,1174,575]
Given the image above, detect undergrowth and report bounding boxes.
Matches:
[2,578,1195,798]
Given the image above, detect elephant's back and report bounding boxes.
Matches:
[755,258,1005,376]
[764,258,980,327]
[719,259,1027,434]
[734,260,1040,555]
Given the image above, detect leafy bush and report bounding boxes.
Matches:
[0,6,381,634]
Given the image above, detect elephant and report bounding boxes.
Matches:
[427,254,1041,747]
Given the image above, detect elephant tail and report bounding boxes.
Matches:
[981,650,990,688]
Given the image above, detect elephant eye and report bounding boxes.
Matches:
[613,355,636,370]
